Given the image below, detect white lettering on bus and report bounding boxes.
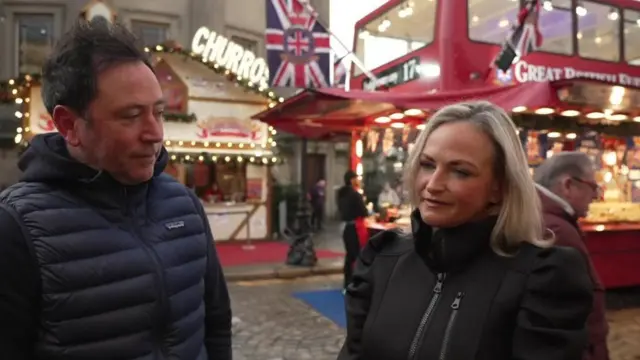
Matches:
[511,60,640,85]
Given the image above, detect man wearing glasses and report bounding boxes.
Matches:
[534,151,608,360]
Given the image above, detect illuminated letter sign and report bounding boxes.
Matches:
[191,26,269,85]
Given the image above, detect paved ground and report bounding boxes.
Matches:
[223,223,345,282]
[229,275,640,360]
[230,275,345,360]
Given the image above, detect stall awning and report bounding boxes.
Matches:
[252,81,561,138]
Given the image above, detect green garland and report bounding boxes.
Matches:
[164,112,197,123]
[146,44,281,104]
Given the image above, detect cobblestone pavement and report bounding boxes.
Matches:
[229,274,640,360]
[230,275,345,360]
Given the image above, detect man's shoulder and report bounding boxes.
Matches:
[0,181,53,203]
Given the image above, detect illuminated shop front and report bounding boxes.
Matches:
[3,27,285,242]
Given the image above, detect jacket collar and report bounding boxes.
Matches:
[411,209,497,273]
[535,184,575,217]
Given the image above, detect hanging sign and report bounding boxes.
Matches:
[191,26,269,85]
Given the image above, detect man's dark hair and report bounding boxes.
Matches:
[41,18,153,117]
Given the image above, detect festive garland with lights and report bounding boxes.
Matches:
[0,42,286,165]
[145,42,284,108]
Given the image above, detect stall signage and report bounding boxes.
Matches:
[195,117,264,141]
[28,86,56,135]
[191,26,269,85]
[499,60,640,87]
[362,56,420,90]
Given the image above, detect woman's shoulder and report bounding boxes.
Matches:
[359,229,413,264]
[515,243,587,272]
[514,243,593,295]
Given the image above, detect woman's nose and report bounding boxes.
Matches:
[425,169,446,193]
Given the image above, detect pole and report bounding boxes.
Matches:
[296,0,377,86]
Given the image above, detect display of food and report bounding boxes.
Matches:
[584,202,640,223]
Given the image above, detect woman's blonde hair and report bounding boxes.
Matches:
[404,101,552,255]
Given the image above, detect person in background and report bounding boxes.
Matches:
[309,178,326,231]
[338,101,592,360]
[534,152,608,360]
[337,170,368,290]
[377,182,401,208]
[0,19,231,359]
[204,181,225,203]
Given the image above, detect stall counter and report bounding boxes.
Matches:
[204,201,270,241]
[582,222,640,289]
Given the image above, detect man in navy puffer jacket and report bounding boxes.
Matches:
[0,18,231,359]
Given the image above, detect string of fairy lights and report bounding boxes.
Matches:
[0,43,286,165]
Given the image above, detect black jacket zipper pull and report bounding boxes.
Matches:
[407,273,446,360]
[439,292,465,360]
[434,273,445,293]
[451,292,463,309]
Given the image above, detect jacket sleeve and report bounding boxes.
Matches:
[547,221,609,360]
[512,246,593,360]
[0,205,39,359]
[355,192,368,218]
[338,231,390,360]
[191,195,232,360]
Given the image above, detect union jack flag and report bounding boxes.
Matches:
[265,0,331,88]
[493,0,543,72]
[333,55,348,87]
[509,0,543,57]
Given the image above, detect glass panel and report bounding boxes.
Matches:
[354,0,437,75]
[131,21,169,47]
[577,1,620,62]
[538,0,573,55]
[468,0,520,45]
[15,14,54,75]
[624,9,640,65]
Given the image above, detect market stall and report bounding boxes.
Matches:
[1,37,285,243]
[253,0,640,287]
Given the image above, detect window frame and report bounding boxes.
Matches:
[226,25,265,57]
[120,11,178,48]
[622,8,640,66]
[575,0,622,63]
[0,4,64,78]
[467,0,576,58]
[353,0,439,76]
[467,0,525,47]
[14,13,56,76]
[131,20,170,47]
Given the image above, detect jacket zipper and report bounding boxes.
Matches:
[439,292,464,360]
[123,188,170,358]
[407,272,446,360]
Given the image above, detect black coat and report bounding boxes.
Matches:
[338,211,593,360]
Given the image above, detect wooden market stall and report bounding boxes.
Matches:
[2,41,284,243]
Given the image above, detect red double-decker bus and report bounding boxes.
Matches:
[350,0,640,94]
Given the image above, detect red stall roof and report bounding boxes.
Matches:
[253,81,562,138]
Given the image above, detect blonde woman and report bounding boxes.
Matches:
[338,101,593,360]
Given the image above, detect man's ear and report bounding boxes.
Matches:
[557,175,573,195]
[51,105,81,146]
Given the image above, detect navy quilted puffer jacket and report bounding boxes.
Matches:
[0,133,231,360]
